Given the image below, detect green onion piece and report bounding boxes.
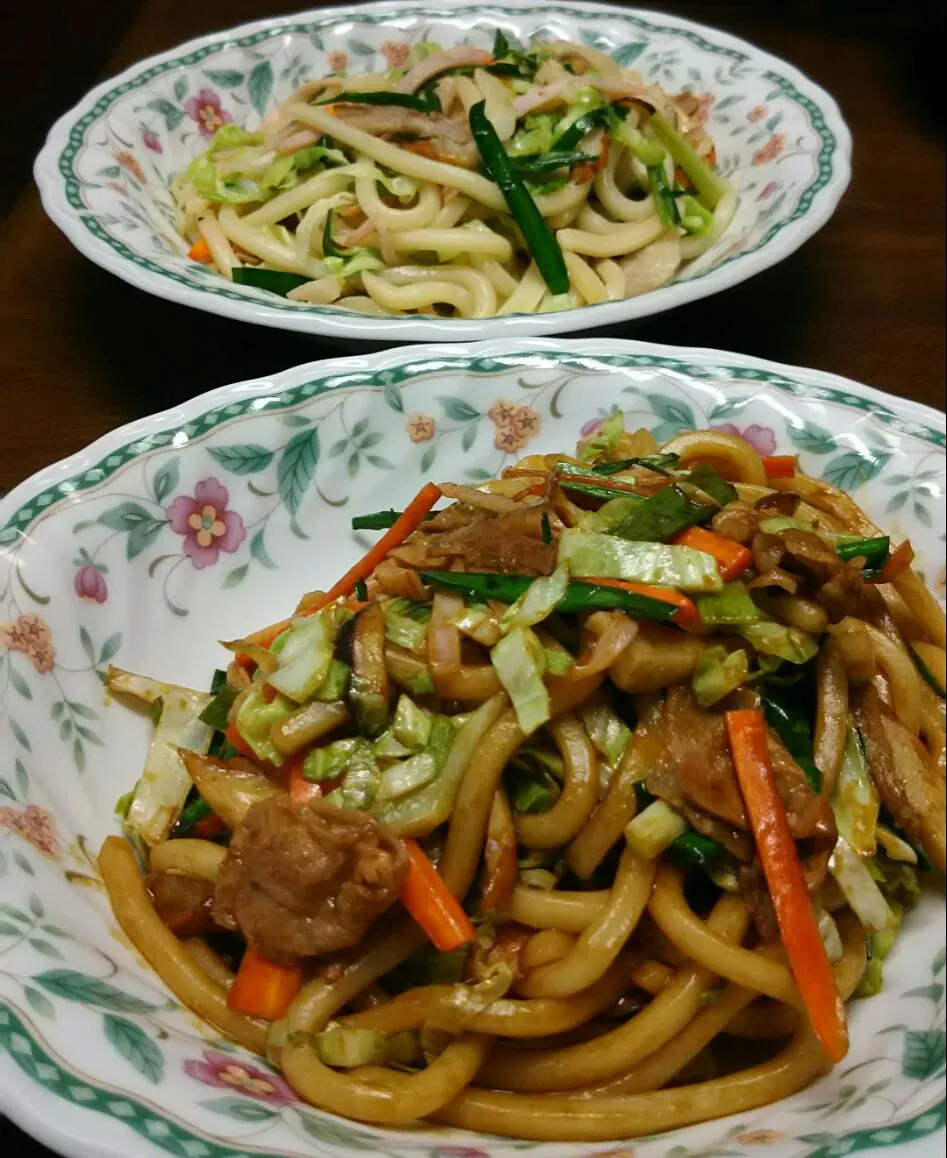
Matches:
[669,830,724,873]
[625,800,688,858]
[416,80,442,114]
[199,683,239,730]
[510,151,597,176]
[352,509,401,530]
[354,579,369,602]
[149,699,164,727]
[593,453,680,476]
[909,646,946,698]
[469,100,568,294]
[315,89,440,113]
[541,512,552,544]
[322,207,345,259]
[419,571,677,622]
[232,267,310,296]
[649,112,728,209]
[835,535,890,577]
[761,683,821,791]
[684,463,738,506]
[559,478,640,503]
[493,29,511,58]
[173,795,212,837]
[647,164,680,230]
[209,668,228,695]
[555,107,610,153]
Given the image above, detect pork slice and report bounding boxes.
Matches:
[214,797,410,963]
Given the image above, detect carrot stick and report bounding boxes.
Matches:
[874,539,914,584]
[287,755,321,805]
[583,577,700,630]
[240,482,442,655]
[725,709,848,1064]
[671,526,753,582]
[187,237,211,262]
[224,722,257,761]
[761,455,796,479]
[191,812,227,839]
[227,947,302,1019]
[400,837,476,952]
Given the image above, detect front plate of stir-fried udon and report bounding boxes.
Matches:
[0,341,943,1158]
[35,1,851,339]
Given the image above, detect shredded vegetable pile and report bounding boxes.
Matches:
[101,418,944,1143]
[174,33,736,317]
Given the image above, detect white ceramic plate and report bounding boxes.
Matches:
[0,338,943,1158]
[34,0,851,341]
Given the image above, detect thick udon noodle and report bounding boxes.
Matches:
[173,40,737,317]
[99,427,944,1142]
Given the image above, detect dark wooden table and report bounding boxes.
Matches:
[0,1,944,1153]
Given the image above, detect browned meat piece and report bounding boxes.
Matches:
[767,732,836,851]
[415,507,557,575]
[740,843,832,941]
[147,871,216,937]
[333,104,479,168]
[214,797,410,963]
[711,501,761,544]
[814,557,865,622]
[680,804,754,862]
[754,492,801,518]
[656,687,748,830]
[853,684,946,873]
[654,688,835,847]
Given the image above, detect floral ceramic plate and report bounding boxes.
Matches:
[33,0,851,341]
[0,338,943,1158]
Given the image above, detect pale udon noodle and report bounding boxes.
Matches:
[173,36,737,317]
[101,423,945,1142]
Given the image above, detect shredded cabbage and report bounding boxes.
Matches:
[500,564,570,634]
[736,618,819,664]
[578,410,625,463]
[695,581,759,627]
[507,113,558,157]
[692,645,752,707]
[578,694,631,767]
[831,724,879,857]
[391,695,432,750]
[829,838,896,935]
[491,626,551,736]
[183,154,261,203]
[559,530,723,592]
[267,612,338,703]
[235,683,295,766]
[206,125,265,154]
[107,669,214,845]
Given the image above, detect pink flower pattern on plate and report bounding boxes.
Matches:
[142,128,162,154]
[74,564,108,603]
[183,88,233,139]
[714,423,777,456]
[183,1049,296,1103]
[166,478,246,569]
[327,50,348,72]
